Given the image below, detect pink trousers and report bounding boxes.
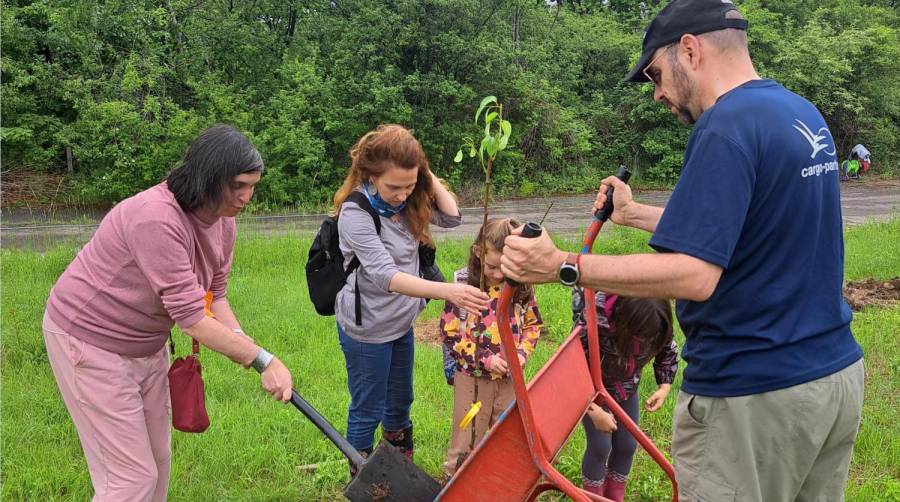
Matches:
[43,311,171,502]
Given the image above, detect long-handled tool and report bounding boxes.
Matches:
[290,389,441,502]
[439,166,677,501]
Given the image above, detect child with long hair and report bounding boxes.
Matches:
[439,217,545,476]
[574,290,679,501]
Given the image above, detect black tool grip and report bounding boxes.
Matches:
[595,165,632,222]
[505,221,542,287]
[520,221,542,238]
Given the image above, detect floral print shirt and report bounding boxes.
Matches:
[441,269,544,380]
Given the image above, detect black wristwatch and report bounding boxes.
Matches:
[558,253,581,287]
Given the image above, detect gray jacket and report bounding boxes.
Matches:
[336,193,461,343]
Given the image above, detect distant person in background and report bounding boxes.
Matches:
[842,144,872,181]
[43,124,293,502]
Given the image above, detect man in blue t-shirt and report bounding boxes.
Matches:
[500,0,864,500]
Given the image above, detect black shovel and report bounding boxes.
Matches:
[290,389,441,502]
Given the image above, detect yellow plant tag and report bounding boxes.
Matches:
[459,401,482,430]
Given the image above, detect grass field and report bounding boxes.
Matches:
[2,219,898,501]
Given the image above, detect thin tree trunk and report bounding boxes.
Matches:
[470,157,493,451]
[513,4,521,48]
[286,5,297,39]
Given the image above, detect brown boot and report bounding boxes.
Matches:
[382,424,414,460]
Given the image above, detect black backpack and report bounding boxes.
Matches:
[306,192,379,325]
[305,192,445,326]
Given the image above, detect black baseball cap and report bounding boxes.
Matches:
[624,0,749,83]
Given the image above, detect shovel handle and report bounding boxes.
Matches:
[290,389,366,468]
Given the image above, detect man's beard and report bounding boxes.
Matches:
[668,60,696,125]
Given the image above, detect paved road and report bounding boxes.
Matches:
[2,181,898,250]
[441,180,900,238]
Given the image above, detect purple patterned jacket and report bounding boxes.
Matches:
[572,288,679,402]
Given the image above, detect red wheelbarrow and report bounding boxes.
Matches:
[438,167,678,502]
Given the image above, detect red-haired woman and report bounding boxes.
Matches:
[332,124,489,468]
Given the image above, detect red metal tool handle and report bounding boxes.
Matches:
[497,166,677,502]
[498,222,602,502]
[583,167,677,501]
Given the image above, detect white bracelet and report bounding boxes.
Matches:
[251,348,274,373]
[232,328,244,334]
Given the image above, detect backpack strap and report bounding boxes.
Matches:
[345,191,382,234]
[342,191,382,326]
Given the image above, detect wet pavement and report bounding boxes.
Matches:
[2,181,898,250]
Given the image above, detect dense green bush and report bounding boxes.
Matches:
[2,0,898,207]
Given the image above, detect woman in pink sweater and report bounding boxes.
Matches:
[42,125,293,502]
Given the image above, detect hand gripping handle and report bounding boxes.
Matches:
[505,221,542,288]
[594,165,632,222]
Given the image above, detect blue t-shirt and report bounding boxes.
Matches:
[649,79,862,397]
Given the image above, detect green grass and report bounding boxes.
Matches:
[2,220,899,501]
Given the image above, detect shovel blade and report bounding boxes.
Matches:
[343,441,440,502]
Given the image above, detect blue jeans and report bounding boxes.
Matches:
[338,324,415,451]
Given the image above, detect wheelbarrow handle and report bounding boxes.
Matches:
[594,165,632,222]
[290,389,367,468]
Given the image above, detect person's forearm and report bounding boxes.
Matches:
[210,298,241,331]
[182,316,258,366]
[388,271,443,300]
[578,252,721,301]
[431,175,460,216]
[621,202,664,233]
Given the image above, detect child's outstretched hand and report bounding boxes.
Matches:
[586,403,617,433]
[644,383,672,412]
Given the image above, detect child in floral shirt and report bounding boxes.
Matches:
[440,217,544,476]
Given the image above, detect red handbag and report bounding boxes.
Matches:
[168,336,210,433]
[168,291,214,433]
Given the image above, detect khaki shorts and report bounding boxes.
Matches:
[673,359,864,502]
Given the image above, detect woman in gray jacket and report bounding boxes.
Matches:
[332,124,489,469]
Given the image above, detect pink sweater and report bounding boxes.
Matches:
[46,183,236,357]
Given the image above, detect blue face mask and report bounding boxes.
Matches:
[362,181,407,218]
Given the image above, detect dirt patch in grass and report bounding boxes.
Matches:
[844,277,900,311]
[414,318,442,346]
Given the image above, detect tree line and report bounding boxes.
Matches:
[3,0,898,207]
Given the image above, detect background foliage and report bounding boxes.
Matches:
[3,0,898,207]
